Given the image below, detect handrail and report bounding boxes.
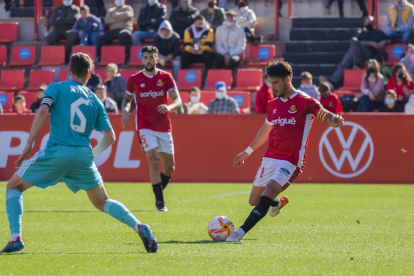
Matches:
[34,0,42,41]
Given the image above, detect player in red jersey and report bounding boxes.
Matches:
[226,59,344,242]
[120,46,182,212]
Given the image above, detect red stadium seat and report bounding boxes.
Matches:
[163,69,173,76]
[119,69,139,80]
[38,46,65,66]
[94,69,107,81]
[247,45,276,66]
[234,69,262,91]
[0,70,25,91]
[0,22,18,43]
[18,91,38,108]
[384,44,405,66]
[9,46,36,66]
[72,45,96,62]
[339,69,365,91]
[0,46,7,66]
[27,70,55,91]
[128,46,145,66]
[59,69,71,81]
[177,69,202,91]
[98,46,125,66]
[204,69,233,90]
[0,92,14,112]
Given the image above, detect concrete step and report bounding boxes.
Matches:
[290,28,357,41]
[283,52,346,64]
[285,41,350,53]
[290,64,338,77]
[292,18,364,29]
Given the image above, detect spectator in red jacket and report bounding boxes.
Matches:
[319,82,343,114]
[11,95,30,114]
[386,62,414,103]
[255,73,274,113]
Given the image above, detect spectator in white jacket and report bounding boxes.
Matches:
[231,0,262,45]
[214,10,246,70]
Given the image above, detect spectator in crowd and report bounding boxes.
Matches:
[72,5,103,47]
[208,81,240,113]
[86,63,102,92]
[46,0,80,63]
[319,82,343,114]
[380,89,404,112]
[104,63,127,108]
[232,0,262,45]
[95,84,119,113]
[358,59,385,112]
[376,55,392,85]
[182,87,209,114]
[325,0,368,18]
[255,72,274,114]
[181,15,215,71]
[386,63,414,103]
[400,44,414,79]
[170,0,200,38]
[404,93,414,113]
[386,0,414,43]
[320,16,389,89]
[132,0,167,46]
[29,84,47,113]
[97,0,134,60]
[11,95,30,114]
[200,0,225,31]
[153,20,182,79]
[299,71,321,101]
[214,10,246,70]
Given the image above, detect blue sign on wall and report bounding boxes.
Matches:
[185,71,197,83]
[258,48,270,60]
[66,73,71,81]
[392,46,404,58]
[0,94,8,105]
[138,48,143,59]
[19,48,31,60]
[233,94,244,106]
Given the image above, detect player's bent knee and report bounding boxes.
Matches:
[165,165,175,176]
[249,198,259,206]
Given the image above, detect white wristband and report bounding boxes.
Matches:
[245,146,254,155]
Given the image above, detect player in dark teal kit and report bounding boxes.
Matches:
[1,53,158,253]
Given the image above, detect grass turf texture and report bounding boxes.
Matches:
[0,182,413,275]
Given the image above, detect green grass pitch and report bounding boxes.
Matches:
[0,182,413,275]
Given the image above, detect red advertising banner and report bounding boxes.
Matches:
[0,114,413,183]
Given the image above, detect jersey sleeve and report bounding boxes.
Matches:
[265,102,274,125]
[126,77,135,96]
[95,100,113,131]
[308,97,331,123]
[41,82,59,110]
[166,72,177,91]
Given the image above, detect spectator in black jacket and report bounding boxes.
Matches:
[132,0,167,45]
[29,84,47,113]
[170,0,199,38]
[153,20,182,79]
[200,0,225,31]
[86,63,102,92]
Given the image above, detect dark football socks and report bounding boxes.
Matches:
[240,196,273,234]
[152,183,164,202]
[160,173,171,190]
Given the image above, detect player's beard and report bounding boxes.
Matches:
[145,63,156,73]
[275,81,288,98]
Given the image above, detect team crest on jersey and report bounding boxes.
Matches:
[329,101,333,107]
[145,144,149,148]
[288,105,297,113]
[157,79,164,86]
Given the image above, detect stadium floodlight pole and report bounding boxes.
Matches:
[275,0,279,41]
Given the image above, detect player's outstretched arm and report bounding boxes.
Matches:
[158,88,182,114]
[92,129,116,157]
[15,105,49,167]
[121,93,134,130]
[317,109,344,128]
[234,122,273,167]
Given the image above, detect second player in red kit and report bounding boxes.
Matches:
[121,46,182,212]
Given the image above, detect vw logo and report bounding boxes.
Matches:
[319,122,374,178]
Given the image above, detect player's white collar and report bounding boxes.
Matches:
[280,90,299,102]
[143,69,159,78]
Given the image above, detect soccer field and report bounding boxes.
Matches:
[0,182,413,275]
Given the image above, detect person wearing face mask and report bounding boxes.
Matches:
[153,20,181,79]
[320,16,389,89]
[169,0,200,38]
[182,87,208,114]
[208,81,240,114]
[46,0,80,63]
[386,63,414,103]
[200,0,225,31]
[400,44,414,79]
[95,85,118,113]
[29,84,47,113]
[214,10,246,70]
[299,71,321,101]
[181,15,215,71]
[132,0,167,46]
[97,0,134,61]
[380,89,404,112]
[358,59,385,112]
[11,95,30,115]
[386,0,414,44]
[231,0,262,45]
[255,72,274,114]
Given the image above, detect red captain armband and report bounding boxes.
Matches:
[316,109,330,123]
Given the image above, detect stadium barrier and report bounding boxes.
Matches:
[0,114,413,184]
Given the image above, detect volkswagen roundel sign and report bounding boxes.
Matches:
[319,122,374,178]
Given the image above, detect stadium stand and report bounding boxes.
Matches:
[98,46,125,66]
[177,69,203,91]
[0,92,14,112]
[234,68,263,91]
[59,70,71,82]
[38,46,65,66]
[94,70,108,81]
[9,46,36,66]
[26,70,55,91]
[339,69,365,92]
[0,70,25,91]
[72,46,97,62]
[127,46,145,66]
[18,91,38,108]
[204,69,233,90]
[247,45,276,66]
[0,22,18,43]
[119,69,139,80]
[0,46,7,66]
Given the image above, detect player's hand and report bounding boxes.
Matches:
[234,151,250,167]
[121,111,131,130]
[15,143,33,167]
[157,104,171,114]
[332,114,344,128]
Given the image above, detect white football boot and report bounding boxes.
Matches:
[225,229,244,242]
[269,195,289,217]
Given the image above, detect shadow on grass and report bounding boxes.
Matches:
[160,240,242,244]
[0,210,156,213]
[1,252,144,255]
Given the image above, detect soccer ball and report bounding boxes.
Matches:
[208,216,234,241]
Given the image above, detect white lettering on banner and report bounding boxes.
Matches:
[114,131,141,168]
[271,117,296,126]
[90,130,112,167]
[319,122,374,178]
[140,90,164,98]
[0,131,29,168]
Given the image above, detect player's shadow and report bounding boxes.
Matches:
[160,240,236,244]
[0,210,157,213]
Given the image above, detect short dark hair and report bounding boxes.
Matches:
[95,84,107,93]
[189,86,200,95]
[300,71,312,81]
[319,82,330,94]
[194,14,205,22]
[38,84,47,92]
[141,46,159,56]
[15,95,25,103]
[385,89,397,98]
[265,58,293,80]
[80,5,90,12]
[70,53,92,78]
[235,0,249,5]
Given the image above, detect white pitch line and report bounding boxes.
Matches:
[213,191,251,197]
